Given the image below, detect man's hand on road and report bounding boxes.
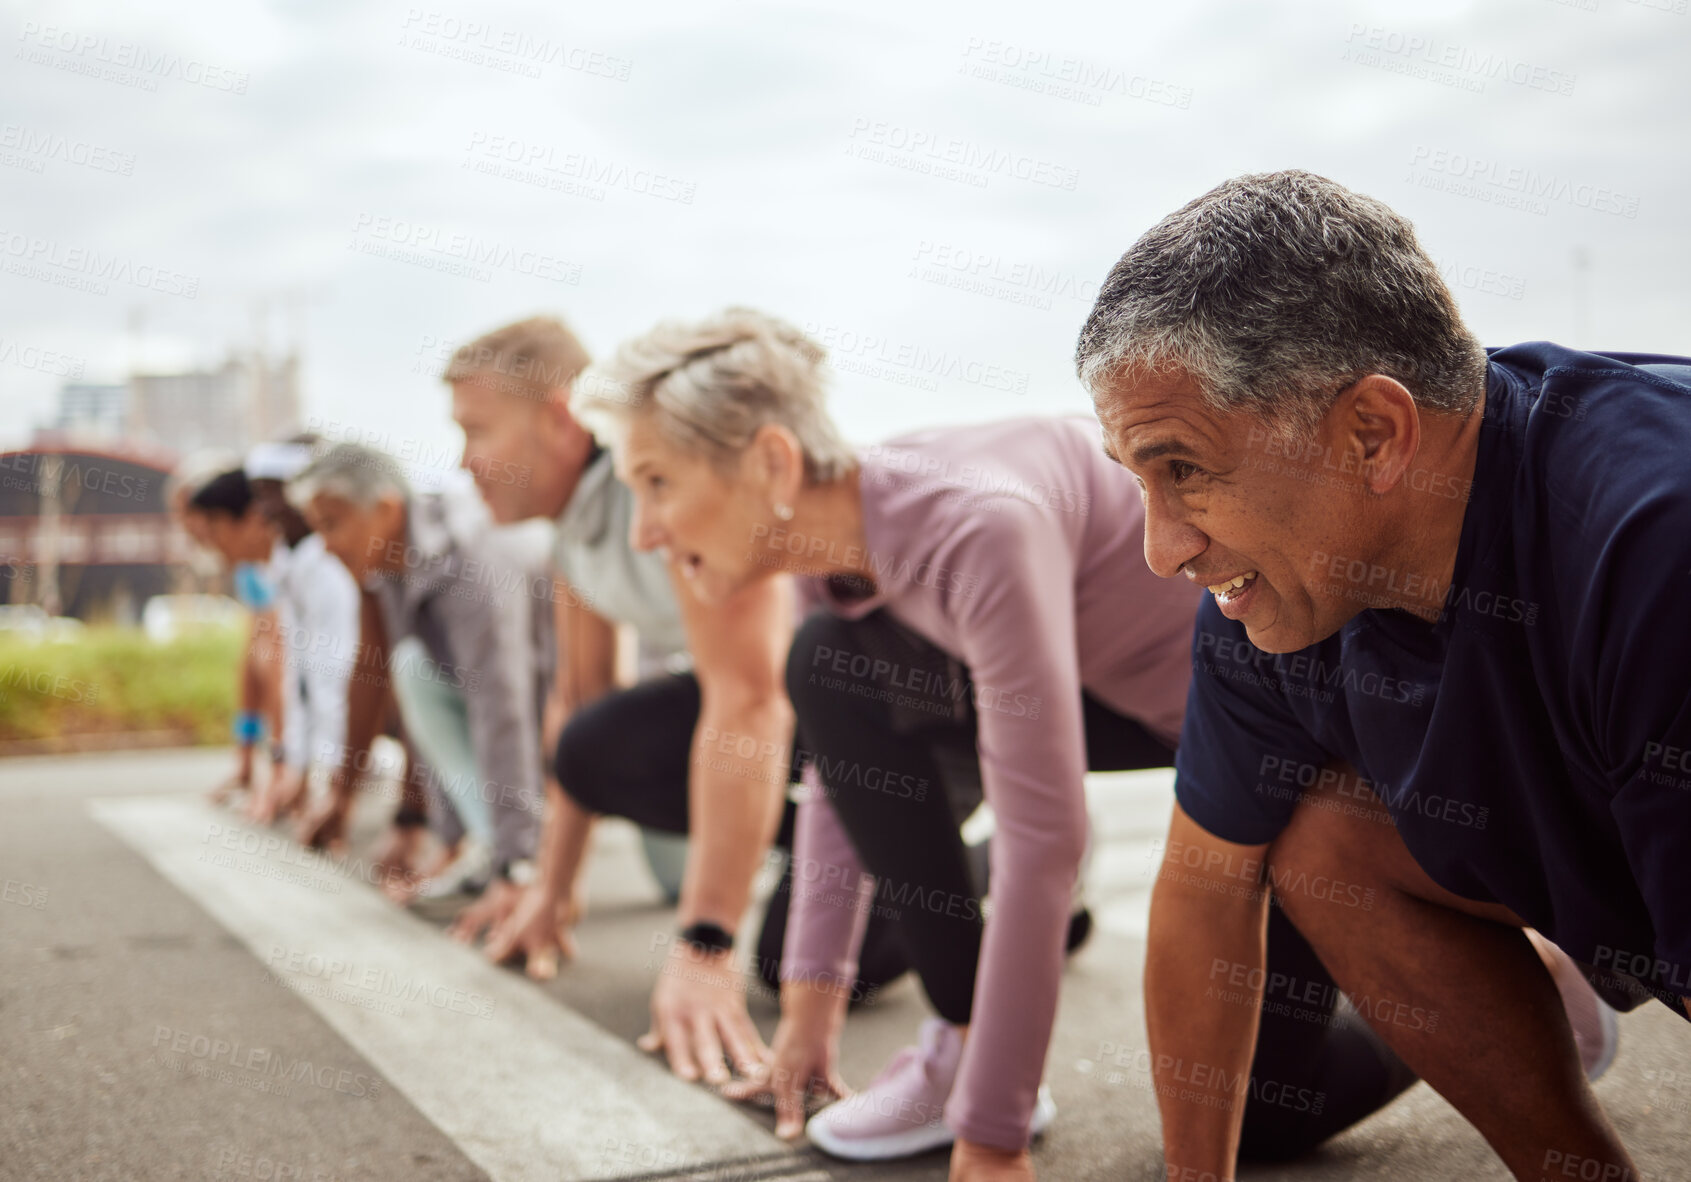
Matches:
[248,765,307,825]
[483,884,579,980]
[638,942,770,1085]
[295,793,349,853]
[450,878,524,946]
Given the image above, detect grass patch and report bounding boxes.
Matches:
[0,625,244,745]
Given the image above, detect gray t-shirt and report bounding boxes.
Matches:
[552,448,687,663]
[366,483,551,864]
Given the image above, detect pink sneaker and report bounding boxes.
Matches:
[805,1019,1057,1160]
[1529,931,1620,1081]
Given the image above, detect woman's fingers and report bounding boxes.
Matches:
[772,1064,809,1140]
[718,1062,772,1103]
[820,1068,851,1101]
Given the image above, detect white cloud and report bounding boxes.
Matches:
[2,0,1686,456]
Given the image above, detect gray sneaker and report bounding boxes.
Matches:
[415,838,493,900]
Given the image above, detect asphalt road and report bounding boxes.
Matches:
[3,748,1687,1181]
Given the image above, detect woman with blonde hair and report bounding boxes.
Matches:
[572,307,1202,1180]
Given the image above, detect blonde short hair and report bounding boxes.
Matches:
[572,307,855,484]
[442,316,591,398]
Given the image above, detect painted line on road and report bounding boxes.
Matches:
[89,795,792,1182]
[1085,769,1170,942]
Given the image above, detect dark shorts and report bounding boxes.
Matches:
[1583,961,1691,1023]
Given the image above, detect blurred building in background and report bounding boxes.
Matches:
[30,347,302,458]
[51,382,130,443]
[0,443,185,623]
[126,352,301,455]
[5,343,302,623]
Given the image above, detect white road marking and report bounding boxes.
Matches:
[89,795,791,1182]
[1084,769,1174,943]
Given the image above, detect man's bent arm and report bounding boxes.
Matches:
[535,585,618,900]
[1146,801,1272,1182]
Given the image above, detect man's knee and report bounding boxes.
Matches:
[554,715,612,814]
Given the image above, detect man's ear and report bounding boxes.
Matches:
[541,387,574,434]
[546,386,603,465]
[1333,375,1420,494]
[374,494,407,543]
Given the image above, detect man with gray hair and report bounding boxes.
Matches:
[1078,170,1691,1180]
[290,442,552,903]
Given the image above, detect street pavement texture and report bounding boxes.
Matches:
[2,748,1687,1181]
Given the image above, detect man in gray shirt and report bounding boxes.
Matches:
[290,444,551,903]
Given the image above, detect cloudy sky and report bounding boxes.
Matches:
[2,0,1687,464]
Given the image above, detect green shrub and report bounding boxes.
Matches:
[0,625,245,744]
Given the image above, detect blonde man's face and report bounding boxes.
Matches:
[450,373,581,523]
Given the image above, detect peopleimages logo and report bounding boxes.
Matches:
[957,37,1193,109]
[0,336,87,378]
[150,1025,382,1098]
[397,9,632,81]
[461,132,696,205]
[908,240,1100,312]
[0,230,200,298]
[1342,25,1576,95]
[844,118,1080,192]
[16,22,250,94]
[862,445,1092,515]
[0,450,149,499]
[1407,146,1641,219]
[803,321,1031,394]
[0,123,136,175]
[263,946,495,1019]
[347,213,583,286]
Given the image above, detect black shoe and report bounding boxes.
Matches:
[1065,907,1093,956]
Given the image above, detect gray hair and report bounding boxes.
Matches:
[1075,170,1487,437]
[287,442,410,510]
[572,307,856,484]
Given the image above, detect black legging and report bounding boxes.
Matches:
[786,608,1416,1162]
[553,672,906,1000]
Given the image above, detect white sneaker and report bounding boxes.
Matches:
[1030,1086,1057,1137]
[415,838,492,900]
[805,1018,1057,1161]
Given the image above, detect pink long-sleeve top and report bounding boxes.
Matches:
[782,415,1202,1150]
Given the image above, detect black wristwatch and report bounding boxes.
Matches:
[678,921,735,955]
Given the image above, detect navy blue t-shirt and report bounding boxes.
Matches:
[1174,342,1691,1008]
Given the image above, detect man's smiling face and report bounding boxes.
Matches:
[1094,365,1364,654]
